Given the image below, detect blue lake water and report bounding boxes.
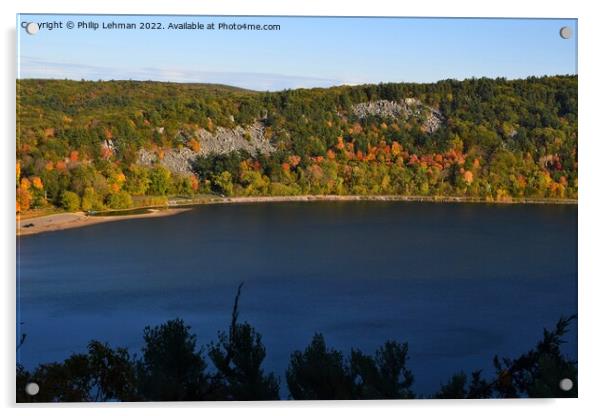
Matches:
[16,202,578,396]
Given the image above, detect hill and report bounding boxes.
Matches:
[16,76,577,212]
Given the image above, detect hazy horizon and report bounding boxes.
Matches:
[17,72,577,94]
[18,15,577,91]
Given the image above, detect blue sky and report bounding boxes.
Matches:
[17,15,577,91]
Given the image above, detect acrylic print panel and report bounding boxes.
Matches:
[16,14,577,402]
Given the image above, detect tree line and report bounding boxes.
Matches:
[17,76,577,213]
[17,284,577,402]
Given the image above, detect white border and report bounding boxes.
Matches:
[3,1,601,415]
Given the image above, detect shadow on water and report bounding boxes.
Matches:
[87,208,157,217]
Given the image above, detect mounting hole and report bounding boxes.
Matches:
[559,26,572,40]
[25,382,39,396]
[559,378,573,392]
[25,22,39,35]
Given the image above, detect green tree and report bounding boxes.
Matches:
[212,171,234,196]
[126,165,151,196]
[350,341,414,399]
[148,166,172,196]
[435,371,491,399]
[81,187,104,211]
[286,334,353,400]
[60,191,81,212]
[240,170,270,196]
[287,335,415,400]
[106,191,133,209]
[492,315,578,398]
[208,283,280,400]
[173,175,195,196]
[137,319,209,401]
[17,341,137,402]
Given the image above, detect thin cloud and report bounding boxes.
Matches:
[18,56,346,91]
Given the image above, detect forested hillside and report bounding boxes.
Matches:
[16,76,577,212]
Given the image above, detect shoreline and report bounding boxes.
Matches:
[17,208,191,237]
[200,194,578,206]
[17,195,577,237]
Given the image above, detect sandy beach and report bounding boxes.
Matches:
[17,208,190,237]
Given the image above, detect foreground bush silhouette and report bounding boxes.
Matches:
[435,315,578,399]
[208,283,280,400]
[16,285,577,402]
[136,319,210,401]
[286,335,414,399]
[17,283,278,402]
[17,341,136,402]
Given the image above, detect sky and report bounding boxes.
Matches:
[17,14,577,91]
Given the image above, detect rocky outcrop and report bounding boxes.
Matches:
[138,121,274,175]
[422,110,443,134]
[138,98,444,176]
[352,100,414,119]
[351,98,444,133]
[138,147,198,175]
[196,122,273,155]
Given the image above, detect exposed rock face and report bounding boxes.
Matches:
[138,121,274,175]
[197,122,273,155]
[351,99,444,133]
[138,147,197,175]
[352,100,414,119]
[422,111,443,134]
[138,99,444,176]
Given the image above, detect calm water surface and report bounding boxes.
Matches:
[17,202,578,395]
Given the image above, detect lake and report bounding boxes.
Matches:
[16,201,578,396]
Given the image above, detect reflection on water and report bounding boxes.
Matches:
[87,208,156,216]
[16,202,577,394]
